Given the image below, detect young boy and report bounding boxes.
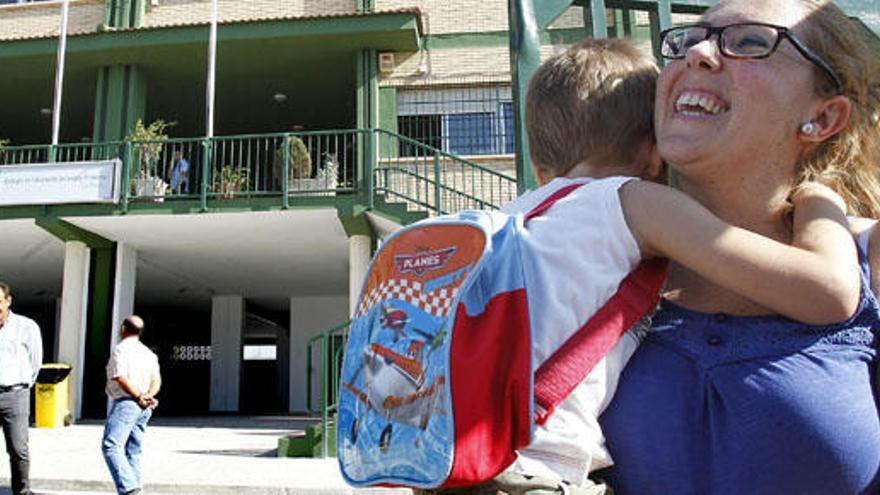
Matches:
[490,38,858,494]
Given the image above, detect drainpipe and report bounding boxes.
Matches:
[206,0,218,139]
[50,0,71,160]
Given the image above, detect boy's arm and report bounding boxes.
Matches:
[620,181,860,325]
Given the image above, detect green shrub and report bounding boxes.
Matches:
[127,119,175,177]
[274,135,312,183]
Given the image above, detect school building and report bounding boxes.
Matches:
[1,0,877,421]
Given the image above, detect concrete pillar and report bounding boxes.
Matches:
[210,295,243,412]
[289,296,349,413]
[288,298,299,412]
[109,243,137,350]
[349,234,371,316]
[276,319,290,413]
[57,241,91,420]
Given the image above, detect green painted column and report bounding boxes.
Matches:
[356,49,378,208]
[650,0,674,61]
[94,2,149,151]
[378,87,398,159]
[82,246,116,418]
[508,0,573,193]
[92,65,148,143]
[104,0,146,29]
[583,0,608,38]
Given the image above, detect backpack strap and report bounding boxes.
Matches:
[532,258,668,424]
[524,183,585,222]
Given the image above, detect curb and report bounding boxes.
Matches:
[8,477,407,495]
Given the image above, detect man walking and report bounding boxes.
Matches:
[102,315,161,495]
[0,281,42,495]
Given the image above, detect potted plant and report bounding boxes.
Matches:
[128,119,174,200]
[314,152,339,195]
[274,135,313,191]
[213,164,249,199]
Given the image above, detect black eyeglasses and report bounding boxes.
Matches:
[659,22,843,94]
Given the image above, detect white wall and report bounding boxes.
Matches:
[210,295,243,412]
[109,243,137,350]
[348,235,371,316]
[57,241,90,420]
[288,295,348,412]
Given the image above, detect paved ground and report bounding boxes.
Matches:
[0,416,407,495]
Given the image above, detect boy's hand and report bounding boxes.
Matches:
[790,182,847,213]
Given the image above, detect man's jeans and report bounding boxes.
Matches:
[0,388,30,495]
[102,399,152,494]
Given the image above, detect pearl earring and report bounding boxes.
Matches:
[800,122,817,135]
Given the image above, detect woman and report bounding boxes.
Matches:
[599,0,880,493]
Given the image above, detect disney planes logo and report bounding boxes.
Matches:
[394,247,457,276]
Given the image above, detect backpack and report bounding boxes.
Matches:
[337,184,666,489]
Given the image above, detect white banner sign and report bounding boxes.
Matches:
[0,159,122,206]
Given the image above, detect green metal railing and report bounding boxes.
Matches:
[0,141,126,165]
[0,128,517,217]
[305,320,350,458]
[374,129,518,215]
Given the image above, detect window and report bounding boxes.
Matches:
[396,85,515,156]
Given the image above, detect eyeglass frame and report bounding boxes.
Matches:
[658,22,843,94]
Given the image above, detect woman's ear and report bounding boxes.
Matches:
[800,95,852,143]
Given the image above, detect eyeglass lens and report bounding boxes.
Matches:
[663,25,779,58]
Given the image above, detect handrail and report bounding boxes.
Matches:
[305,320,351,458]
[372,128,517,215]
[0,128,517,218]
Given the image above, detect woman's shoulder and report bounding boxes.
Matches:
[850,217,880,296]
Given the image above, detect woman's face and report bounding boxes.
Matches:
[655,0,822,178]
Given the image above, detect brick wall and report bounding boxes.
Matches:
[0,0,104,41]
[379,44,564,86]
[143,0,357,27]
[377,0,508,34]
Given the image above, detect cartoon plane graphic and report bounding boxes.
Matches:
[379,305,409,340]
[343,340,446,448]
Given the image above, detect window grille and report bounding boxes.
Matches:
[396,83,515,157]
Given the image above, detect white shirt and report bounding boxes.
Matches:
[502,176,644,485]
[0,311,43,387]
[105,336,161,401]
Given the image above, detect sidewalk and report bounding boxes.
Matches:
[0,416,408,495]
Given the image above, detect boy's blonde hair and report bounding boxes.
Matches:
[526,38,658,182]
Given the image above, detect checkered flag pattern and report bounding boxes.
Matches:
[357,278,459,318]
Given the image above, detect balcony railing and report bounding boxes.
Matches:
[0,128,517,216]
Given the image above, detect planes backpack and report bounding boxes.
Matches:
[337,184,667,489]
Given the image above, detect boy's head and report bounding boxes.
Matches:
[526,38,660,184]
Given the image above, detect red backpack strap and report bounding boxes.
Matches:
[524,183,585,222]
[532,258,668,424]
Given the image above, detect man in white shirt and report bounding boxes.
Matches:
[0,281,42,495]
[102,315,161,495]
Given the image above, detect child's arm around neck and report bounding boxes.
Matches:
[619,180,860,325]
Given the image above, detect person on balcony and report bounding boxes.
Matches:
[169,149,190,195]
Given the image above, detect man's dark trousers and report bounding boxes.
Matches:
[0,388,30,495]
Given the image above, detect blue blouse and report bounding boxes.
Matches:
[600,258,880,494]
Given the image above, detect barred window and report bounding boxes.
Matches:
[396,84,515,157]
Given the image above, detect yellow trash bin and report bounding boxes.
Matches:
[35,364,72,428]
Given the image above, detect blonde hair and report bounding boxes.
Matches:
[795,0,880,217]
[525,38,658,181]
